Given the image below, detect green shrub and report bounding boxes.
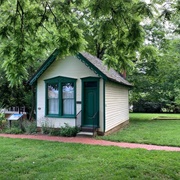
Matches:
[133,100,162,113]
[59,123,80,137]
[1,119,23,133]
[41,126,51,134]
[0,113,5,121]
[0,120,7,130]
[4,127,23,134]
[41,120,52,135]
[49,128,61,136]
[0,113,5,128]
[11,120,21,128]
[22,120,37,134]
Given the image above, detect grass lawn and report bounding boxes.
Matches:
[99,113,180,147]
[129,113,180,120]
[0,137,180,180]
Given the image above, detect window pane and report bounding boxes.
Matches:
[62,83,74,115]
[48,83,59,114]
[48,98,59,114]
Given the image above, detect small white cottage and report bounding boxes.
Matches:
[29,49,132,135]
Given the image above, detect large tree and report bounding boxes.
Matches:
[1,0,179,113]
[0,0,157,86]
[127,0,180,112]
[128,35,180,112]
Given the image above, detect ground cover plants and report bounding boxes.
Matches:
[0,137,180,180]
[100,113,180,147]
[0,120,30,134]
[0,119,79,137]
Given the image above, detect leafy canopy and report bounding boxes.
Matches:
[0,0,156,86]
[0,0,85,86]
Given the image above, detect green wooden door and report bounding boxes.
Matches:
[83,82,99,126]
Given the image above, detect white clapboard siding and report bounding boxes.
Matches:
[105,81,129,132]
[37,56,99,128]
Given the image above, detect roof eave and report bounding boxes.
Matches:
[107,77,133,88]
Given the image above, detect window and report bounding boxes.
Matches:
[62,83,74,115]
[48,83,59,114]
[45,77,76,118]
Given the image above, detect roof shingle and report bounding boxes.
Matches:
[80,52,132,87]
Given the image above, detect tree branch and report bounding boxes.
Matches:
[47,3,58,28]
[42,24,53,34]
[121,13,130,32]
[111,8,120,37]
[17,0,24,34]
[38,1,48,26]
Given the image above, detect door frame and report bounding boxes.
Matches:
[81,77,100,127]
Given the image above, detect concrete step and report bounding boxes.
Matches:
[76,131,94,137]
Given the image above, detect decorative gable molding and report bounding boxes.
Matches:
[29,49,60,85]
[76,53,107,80]
[28,49,132,87]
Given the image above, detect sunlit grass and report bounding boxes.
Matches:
[99,113,180,146]
[129,113,180,120]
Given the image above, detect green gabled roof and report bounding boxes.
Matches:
[28,49,132,87]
